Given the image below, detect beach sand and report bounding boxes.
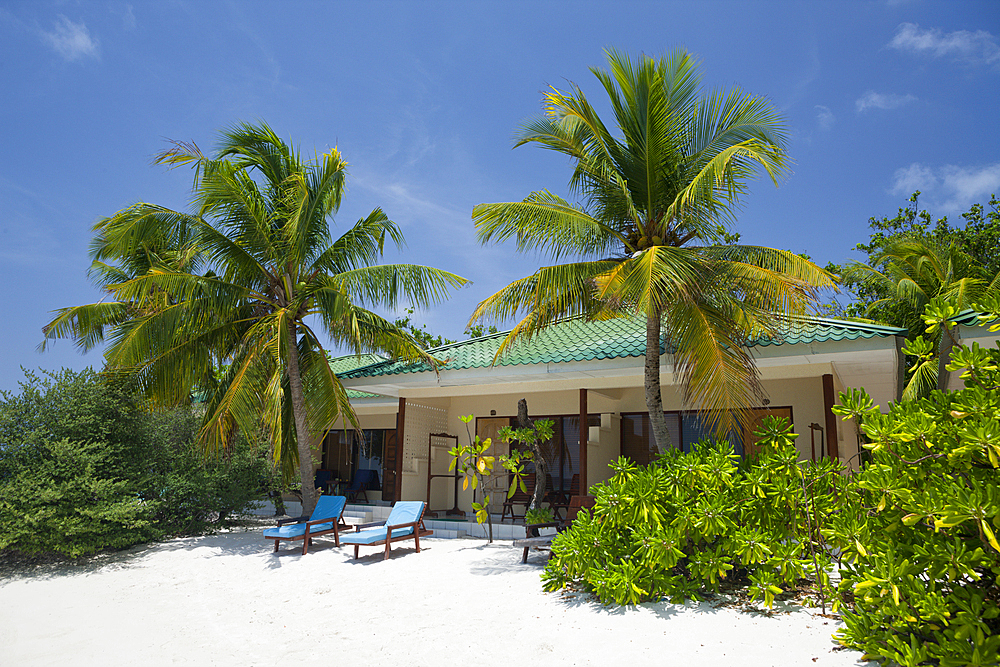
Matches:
[0,527,871,667]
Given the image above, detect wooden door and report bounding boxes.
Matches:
[477,417,510,512]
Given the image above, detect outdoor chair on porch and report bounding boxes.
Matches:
[339,500,433,560]
[342,468,379,503]
[263,495,348,555]
[500,473,535,523]
[545,474,580,519]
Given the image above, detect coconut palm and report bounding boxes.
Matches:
[469,49,833,453]
[843,237,1000,398]
[44,122,468,513]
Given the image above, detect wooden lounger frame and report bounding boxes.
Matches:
[270,515,349,555]
[346,506,434,560]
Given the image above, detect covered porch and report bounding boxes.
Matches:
[332,315,905,518]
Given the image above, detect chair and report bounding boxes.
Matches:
[500,473,535,523]
[513,495,596,564]
[339,500,433,560]
[314,469,334,494]
[263,495,348,555]
[343,469,379,503]
[546,473,580,520]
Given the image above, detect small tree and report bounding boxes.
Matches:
[450,414,541,542]
[498,416,555,511]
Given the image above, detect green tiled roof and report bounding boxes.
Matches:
[341,315,906,380]
[952,309,1000,328]
[327,353,388,398]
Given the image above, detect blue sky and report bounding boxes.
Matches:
[1,1,998,393]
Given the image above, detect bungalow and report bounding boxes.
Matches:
[326,315,908,516]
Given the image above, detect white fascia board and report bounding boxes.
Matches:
[957,324,1000,349]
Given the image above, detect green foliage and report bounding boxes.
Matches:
[497,419,553,503]
[828,338,1000,664]
[828,193,1000,400]
[524,507,554,525]
[0,437,157,558]
[0,368,271,559]
[450,415,498,534]
[471,48,832,450]
[542,430,844,609]
[392,307,457,349]
[42,122,468,515]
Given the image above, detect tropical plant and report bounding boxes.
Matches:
[450,414,545,541]
[0,368,270,559]
[842,238,999,399]
[498,418,554,510]
[450,415,499,541]
[827,302,1000,666]
[42,122,468,514]
[469,49,833,453]
[541,423,845,608]
[524,507,554,526]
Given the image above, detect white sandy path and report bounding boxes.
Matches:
[0,530,872,667]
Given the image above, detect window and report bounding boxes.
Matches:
[492,413,600,496]
[621,407,793,465]
[321,428,391,491]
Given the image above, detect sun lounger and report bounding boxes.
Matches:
[264,495,347,555]
[339,500,433,560]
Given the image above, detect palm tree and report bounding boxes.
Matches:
[843,237,1000,398]
[469,49,833,453]
[44,122,468,513]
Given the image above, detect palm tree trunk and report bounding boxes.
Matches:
[645,311,674,456]
[285,320,319,516]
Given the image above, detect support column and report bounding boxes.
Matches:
[395,397,406,501]
[579,388,588,493]
[822,374,839,461]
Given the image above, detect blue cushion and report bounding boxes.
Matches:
[310,496,347,522]
[340,527,389,545]
[384,501,424,527]
[264,522,335,539]
[340,525,416,545]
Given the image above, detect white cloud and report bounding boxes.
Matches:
[814,105,835,131]
[889,22,1000,66]
[855,90,917,112]
[890,163,937,196]
[890,162,1000,213]
[40,15,99,61]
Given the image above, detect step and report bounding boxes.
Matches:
[424,527,464,539]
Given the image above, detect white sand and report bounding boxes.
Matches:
[0,529,871,667]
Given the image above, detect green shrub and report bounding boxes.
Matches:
[542,419,846,607]
[829,345,1000,665]
[0,368,271,559]
[525,507,554,525]
[0,437,158,557]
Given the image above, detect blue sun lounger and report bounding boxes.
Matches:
[264,495,348,555]
[339,500,433,560]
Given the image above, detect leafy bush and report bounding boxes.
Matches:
[829,343,1000,665]
[542,419,846,607]
[0,368,272,559]
[541,301,1000,666]
[525,507,554,525]
[0,437,158,558]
